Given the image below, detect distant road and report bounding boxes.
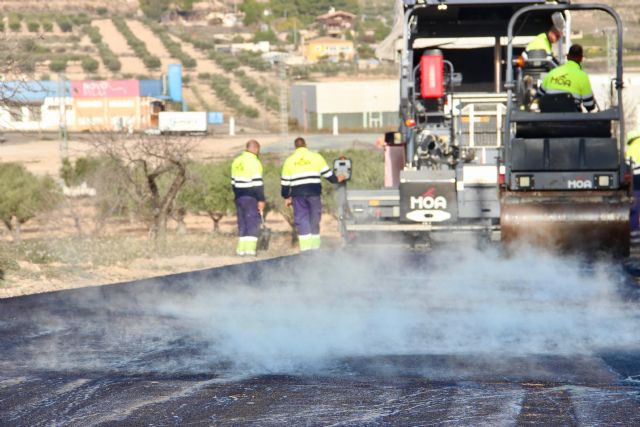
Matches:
[0,131,382,176]
[261,132,380,153]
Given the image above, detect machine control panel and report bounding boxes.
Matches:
[333,158,352,182]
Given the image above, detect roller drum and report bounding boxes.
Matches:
[501,194,630,257]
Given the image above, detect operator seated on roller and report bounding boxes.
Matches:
[521,12,565,69]
[537,44,596,112]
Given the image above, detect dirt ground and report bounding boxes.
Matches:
[0,133,341,298]
[0,132,283,176]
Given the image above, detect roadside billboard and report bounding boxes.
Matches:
[71,80,140,98]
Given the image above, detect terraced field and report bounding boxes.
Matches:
[0,9,286,128]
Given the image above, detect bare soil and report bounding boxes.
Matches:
[126,19,173,71]
[93,19,146,76]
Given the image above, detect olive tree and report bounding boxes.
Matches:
[178,160,235,234]
[88,133,197,240]
[0,163,62,242]
[60,156,131,236]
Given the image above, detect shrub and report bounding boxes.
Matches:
[0,163,62,242]
[143,54,161,69]
[71,14,91,26]
[86,26,102,43]
[253,29,277,44]
[26,20,40,32]
[81,56,99,72]
[178,160,235,233]
[140,0,172,21]
[8,13,21,32]
[61,156,104,186]
[49,58,68,72]
[57,16,73,32]
[96,7,108,16]
[41,19,53,32]
[20,59,36,73]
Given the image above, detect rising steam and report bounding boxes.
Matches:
[154,245,640,374]
[7,245,639,378]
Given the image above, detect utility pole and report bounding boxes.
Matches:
[293,20,297,47]
[279,61,289,137]
[58,73,68,160]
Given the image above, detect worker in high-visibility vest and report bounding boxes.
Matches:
[231,139,265,256]
[537,44,596,112]
[626,130,640,170]
[281,137,344,251]
[626,130,640,234]
[521,12,565,67]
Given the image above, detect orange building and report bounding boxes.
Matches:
[73,97,164,132]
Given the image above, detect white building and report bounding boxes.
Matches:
[290,80,399,131]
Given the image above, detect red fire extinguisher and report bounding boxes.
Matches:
[420,49,444,99]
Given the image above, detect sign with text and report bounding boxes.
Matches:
[71,80,139,98]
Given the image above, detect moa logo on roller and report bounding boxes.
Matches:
[567,179,592,189]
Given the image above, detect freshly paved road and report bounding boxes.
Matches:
[1,249,639,426]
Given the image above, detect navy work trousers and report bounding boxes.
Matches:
[236,196,261,237]
[292,195,322,235]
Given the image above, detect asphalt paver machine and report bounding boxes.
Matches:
[339,0,562,246]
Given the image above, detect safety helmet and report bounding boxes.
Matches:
[627,130,640,144]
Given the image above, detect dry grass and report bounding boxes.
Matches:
[0,197,342,298]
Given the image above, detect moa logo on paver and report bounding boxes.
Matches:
[567,179,592,189]
[410,187,448,210]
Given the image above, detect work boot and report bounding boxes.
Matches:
[298,234,313,251]
[236,239,246,256]
[309,235,321,250]
[245,239,258,257]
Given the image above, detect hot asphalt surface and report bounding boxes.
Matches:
[1,249,640,426]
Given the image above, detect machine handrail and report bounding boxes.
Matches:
[510,108,619,123]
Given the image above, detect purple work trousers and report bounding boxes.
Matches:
[632,175,640,231]
[236,196,261,238]
[293,195,322,235]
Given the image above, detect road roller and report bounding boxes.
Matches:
[500,2,631,256]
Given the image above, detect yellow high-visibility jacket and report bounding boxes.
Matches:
[522,32,558,67]
[231,151,264,200]
[281,147,337,197]
[538,60,595,111]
